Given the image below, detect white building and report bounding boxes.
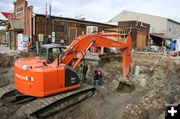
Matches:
[109,10,180,39]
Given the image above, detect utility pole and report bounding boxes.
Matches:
[45,3,48,38]
[49,3,51,36]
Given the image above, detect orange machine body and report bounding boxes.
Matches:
[15,57,80,97]
[14,33,132,97]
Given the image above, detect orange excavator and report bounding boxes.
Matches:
[15,33,132,97]
[0,33,132,118]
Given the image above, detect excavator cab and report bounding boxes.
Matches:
[39,44,67,63]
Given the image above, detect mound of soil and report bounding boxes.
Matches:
[121,90,175,119]
[0,53,17,67]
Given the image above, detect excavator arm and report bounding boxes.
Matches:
[58,33,132,77]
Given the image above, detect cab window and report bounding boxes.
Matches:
[40,48,47,58]
[48,48,62,62]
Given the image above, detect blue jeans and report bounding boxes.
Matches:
[93,79,104,86]
[93,80,99,86]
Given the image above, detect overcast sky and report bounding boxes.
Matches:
[0,0,180,23]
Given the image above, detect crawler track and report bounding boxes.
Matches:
[0,84,95,119]
[0,84,16,98]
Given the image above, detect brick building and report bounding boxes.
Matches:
[7,0,33,49]
[105,21,150,49]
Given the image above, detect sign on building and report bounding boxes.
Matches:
[52,32,55,43]
[17,34,29,52]
[38,34,44,42]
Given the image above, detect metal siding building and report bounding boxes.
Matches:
[109,10,180,39]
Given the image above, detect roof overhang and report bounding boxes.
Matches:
[150,33,171,40]
[7,19,23,31]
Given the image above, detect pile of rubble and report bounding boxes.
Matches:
[0,46,18,67]
[75,52,180,119]
[0,47,18,87]
[121,89,175,119]
[0,52,16,87]
[0,53,17,67]
[120,52,180,119]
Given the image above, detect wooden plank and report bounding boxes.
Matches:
[136,31,147,47]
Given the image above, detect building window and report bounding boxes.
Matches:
[55,25,64,32]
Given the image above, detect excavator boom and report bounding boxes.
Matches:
[60,33,132,77]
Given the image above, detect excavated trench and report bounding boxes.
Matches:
[50,52,180,119]
[0,52,180,119]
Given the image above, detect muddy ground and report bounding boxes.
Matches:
[0,51,180,119]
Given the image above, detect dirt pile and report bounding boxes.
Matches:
[121,52,180,119]
[0,53,17,67]
[131,52,180,86]
[121,89,175,119]
[73,52,180,119]
[0,67,14,87]
[0,51,34,87]
[0,53,17,87]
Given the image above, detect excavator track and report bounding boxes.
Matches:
[0,84,16,98]
[0,84,95,119]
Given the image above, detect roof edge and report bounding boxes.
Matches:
[167,18,180,25]
[109,10,180,25]
[34,13,117,27]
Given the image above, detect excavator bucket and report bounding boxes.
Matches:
[116,79,135,93]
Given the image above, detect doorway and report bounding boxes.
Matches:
[69,27,77,43]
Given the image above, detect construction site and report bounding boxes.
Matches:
[0,0,180,119]
[0,44,179,119]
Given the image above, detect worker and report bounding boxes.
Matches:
[82,63,88,82]
[93,69,104,86]
[98,69,104,85]
[45,36,48,44]
[93,70,99,86]
[48,35,52,44]
[45,35,52,44]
